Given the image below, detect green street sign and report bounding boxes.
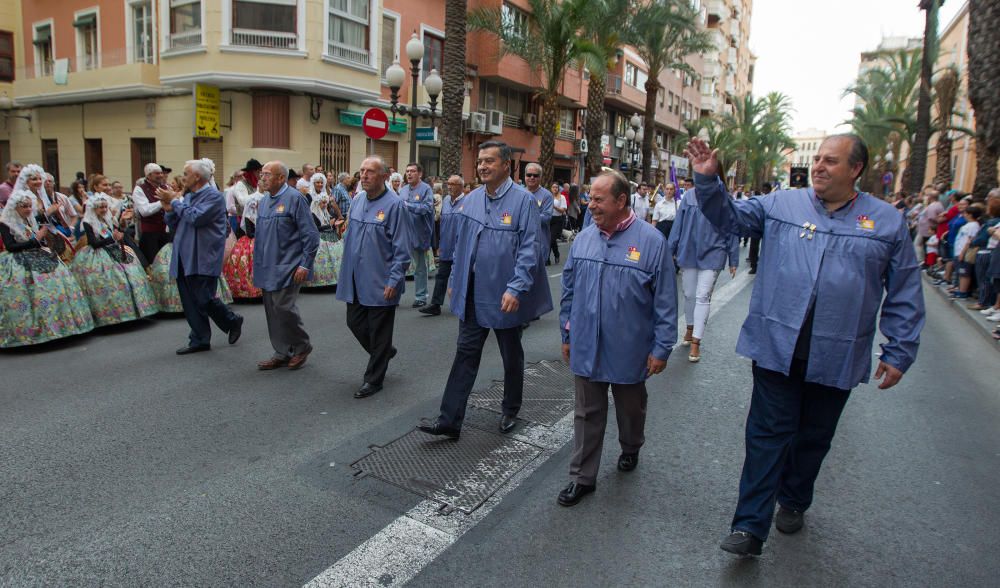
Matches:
[415,126,437,141]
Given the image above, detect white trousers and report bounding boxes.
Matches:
[682,268,720,340]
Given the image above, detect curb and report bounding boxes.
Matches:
[922,273,1000,350]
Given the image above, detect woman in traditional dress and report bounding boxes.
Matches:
[0,190,94,347]
[12,164,76,260]
[222,188,263,298]
[70,195,159,326]
[304,173,343,288]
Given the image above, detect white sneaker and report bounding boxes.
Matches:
[979,307,996,315]
[986,311,1000,322]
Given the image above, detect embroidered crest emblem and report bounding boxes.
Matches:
[415,195,421,201]
[501,212,513,225]
[856,215,875,230]
[276,204,285,213]
[375,210,385,222]
[626,246,641,262]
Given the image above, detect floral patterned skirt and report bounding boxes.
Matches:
[406,249,437,277]
[223,236,262,299]
[305,232,343,288]
[149,243,234,313]
[71,246,159,327]
[0,250,95,348]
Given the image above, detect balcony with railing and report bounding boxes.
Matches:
[706,0,725,21]
[13,47,161,105]
[325,41,372,68]
[166,30,203,52]
[606,74,623,95]
[232,28,298,50]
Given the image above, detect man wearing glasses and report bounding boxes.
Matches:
[524,163,554,266]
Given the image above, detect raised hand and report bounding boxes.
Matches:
[683,137,720,178]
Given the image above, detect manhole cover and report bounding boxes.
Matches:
[469,359,575,426]
[352,427,542,514]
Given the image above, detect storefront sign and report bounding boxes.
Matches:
[194,83,220,139]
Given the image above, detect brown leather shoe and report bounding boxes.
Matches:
[287,350,311,370]
[257,357,290,370]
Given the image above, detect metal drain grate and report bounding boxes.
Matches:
[351,426,542,513]
[469,359,575,426]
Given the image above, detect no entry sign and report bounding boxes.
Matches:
[362,108,389,140]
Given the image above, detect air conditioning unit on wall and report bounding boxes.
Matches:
[468,112,487,133]
[486,110,504,134]
[574,138,589,154]
[522,113,537,127]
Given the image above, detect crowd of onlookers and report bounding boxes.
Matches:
[904,182,1000,342]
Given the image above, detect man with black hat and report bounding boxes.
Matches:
[232,159,263,222]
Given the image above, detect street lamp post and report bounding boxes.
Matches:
[623,113,642,180]
[385,32,443,165]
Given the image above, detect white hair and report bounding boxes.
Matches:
[389,172,403,184]
[525,163,542,174]
[144,163,163,176]
[185,158,215,181]
[337,172,350,182]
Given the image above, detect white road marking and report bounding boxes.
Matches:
[305,270,754,587]
[548,272,562,278]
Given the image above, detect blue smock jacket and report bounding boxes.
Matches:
[399,180,434,251]
[582,207,593,229]
[694,173,925,390]
[166,184,228,279]
[530,186,554,247]
[560,218,678,384]
[336,188,411,306]
[438,194,465,263]
[447,178,552,328]
[666,189,740,270]
[252,184,320,292]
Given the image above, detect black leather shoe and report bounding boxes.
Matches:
[499,414,517,433]
[617,452,639,472]
[389,347,398,360]
[720,531,763,556]
[557,481,595,507]
[354,382,383,398]
[748,266,757,275]
[419,304,441,316]
[228,315,244,345]
[412,300,427,308]
[417,419,461,439]
[176,344,210,355]
[775,505,804,534]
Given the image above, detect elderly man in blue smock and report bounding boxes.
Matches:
[399,162,435,308]
[252,161,320,371]
[158,159,244,355]
[684,135,925,557]
[336,156,412,398]
[556,170,677,506]
[524,163,554,266]
[666,181,739,363]
[418,141,552,438]
[420,175,466,317]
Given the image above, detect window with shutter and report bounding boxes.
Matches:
[252,94,290,149]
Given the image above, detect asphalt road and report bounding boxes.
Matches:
[1,243,997,587]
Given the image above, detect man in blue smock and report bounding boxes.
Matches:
[336,156,411,398]
[159,158,244,355]
[418,141,552,438]
[524,163,554,266]
[684,135,925,556]
[253,161,320,371]
[420,175,465,316]
[400,162,435,308]
[556,170,677,506]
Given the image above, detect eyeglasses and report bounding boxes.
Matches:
[525,173,540,178]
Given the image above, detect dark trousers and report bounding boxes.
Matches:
[569,376,647,485]
[732,359,851,541]
[655,220,673,240]
[263,285,311,358]
[345,302,396,386]
[176,272,240,347]
[549,216,565,261]
[430,259,453,307]
[438,290,524,430]
[139,231,171,266]
[748,237,761,269]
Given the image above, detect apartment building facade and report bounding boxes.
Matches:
[700,0,754,119]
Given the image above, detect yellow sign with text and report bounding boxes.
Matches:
[194,83,220,139]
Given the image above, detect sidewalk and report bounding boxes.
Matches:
[922,273,1000,350]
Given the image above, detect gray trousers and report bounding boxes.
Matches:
[569,376,648,485]
[263,284,311,358]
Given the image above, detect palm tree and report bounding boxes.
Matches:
[467,0,600,186]
[439,0,467,177]
[627,0,713,182]
[932,66,959,186]
[967,0,1000,197]
[580,0,632,180]
[906,0,944,195]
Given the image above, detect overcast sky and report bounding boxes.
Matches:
[748,0,965,136]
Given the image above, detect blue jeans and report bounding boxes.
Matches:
[732,359,851,541]
[412,248,429,302]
